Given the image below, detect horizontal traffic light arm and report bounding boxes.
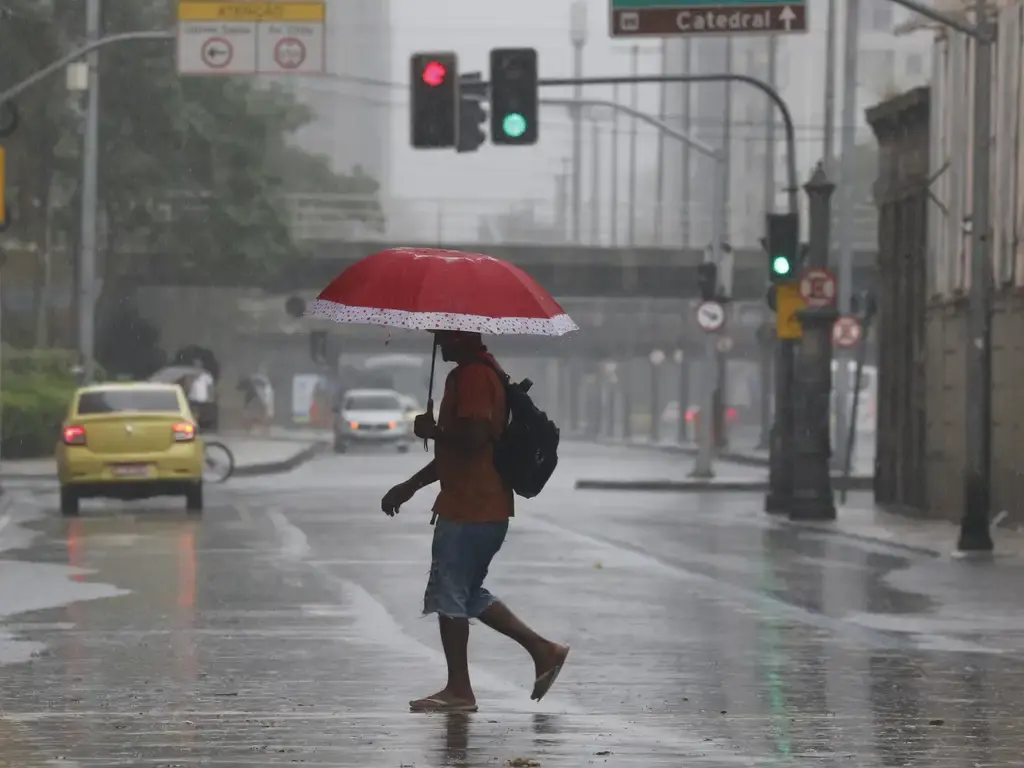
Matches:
[473,72,800,213]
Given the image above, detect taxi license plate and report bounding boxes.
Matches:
[111,464,150,477]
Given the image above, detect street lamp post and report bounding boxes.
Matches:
[569,0,588,244]
[649,349,665,443]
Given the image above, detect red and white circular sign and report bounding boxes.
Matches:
[274,37,307,70]
[799,267,837,308]
[201,37,233,69]
[832,316,862,348]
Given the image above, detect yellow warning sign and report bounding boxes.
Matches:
[177,1,325,23]
[775,283,805,339]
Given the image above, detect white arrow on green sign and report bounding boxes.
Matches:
[610,0,807,37]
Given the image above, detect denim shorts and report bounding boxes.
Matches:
[423,517,509,619]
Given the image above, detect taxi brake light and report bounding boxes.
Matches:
[388,421,397,429]
[172,422,196,441]
[63,425,86,445]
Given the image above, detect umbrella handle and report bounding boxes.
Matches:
[424,337,438,452]
[423,397,433,452]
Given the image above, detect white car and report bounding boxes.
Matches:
[333,389,412,453]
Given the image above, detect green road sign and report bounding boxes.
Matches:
[610,0,807,37]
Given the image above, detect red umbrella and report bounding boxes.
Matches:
[307,248,577,434]
[307,247,577,336]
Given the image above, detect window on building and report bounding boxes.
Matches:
[905,52,925,78]
[859,0,894,31]
[861,50,896,92]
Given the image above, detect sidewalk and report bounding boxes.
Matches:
[573,433,874,471]
[783,497,1024,561]
[567,436,873,491]
[0,432,328,480]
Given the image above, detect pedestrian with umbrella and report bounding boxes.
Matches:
[309,247,575,713]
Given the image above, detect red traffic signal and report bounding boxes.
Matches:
[422,61,447,87]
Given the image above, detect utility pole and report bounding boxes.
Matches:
[78,0,101,383]
[832,0,861,472]
[628,44,639,247]
[791,163,837,520]
[715,37,733,450]
[822,0,837,169]
[654,39,667,245]
[959,0,994,553]
[570,0,587,244]
[610,83,620,246]
[590,115,602,244]
[757,36,778,451]
[680,40,692,247]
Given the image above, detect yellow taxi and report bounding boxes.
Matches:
[56,382,205,517]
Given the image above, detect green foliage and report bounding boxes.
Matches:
[0,348,80,459]
[0,0,384,290]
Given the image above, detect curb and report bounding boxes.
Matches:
[231,441,328,478]
[575,475,873,493]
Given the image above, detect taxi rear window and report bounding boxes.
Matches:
[76,390,181,415]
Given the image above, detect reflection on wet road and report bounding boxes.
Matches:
[1,442,1023,765]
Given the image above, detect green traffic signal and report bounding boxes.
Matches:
[502,112,527,138]
[771,255,791,275]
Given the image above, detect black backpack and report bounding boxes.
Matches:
[469,360,560,499]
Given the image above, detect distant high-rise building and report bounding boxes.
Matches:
[270,0,393,197]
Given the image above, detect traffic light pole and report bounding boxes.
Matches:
[539,95,725,477]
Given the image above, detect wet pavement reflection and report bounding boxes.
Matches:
[1,443,1024,765]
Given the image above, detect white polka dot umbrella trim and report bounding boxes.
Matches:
[307,299,578,336]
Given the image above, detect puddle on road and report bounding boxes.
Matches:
[0,496,130,663]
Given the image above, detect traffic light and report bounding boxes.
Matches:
[457,72,487,153]
[697,262,718,301]
[489,47,538,145]
[410,52,458,149]
[765,212,799,283]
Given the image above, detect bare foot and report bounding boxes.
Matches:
[409,688,477,712]
[531,643,570,701]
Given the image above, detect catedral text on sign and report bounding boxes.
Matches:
[611,4,805,36]
[678,8,780,31]
[178,2,325,23]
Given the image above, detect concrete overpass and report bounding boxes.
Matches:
[139,240,880,300]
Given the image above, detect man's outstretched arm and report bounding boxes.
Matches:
[406,460,438,490]
[381,460,437,516]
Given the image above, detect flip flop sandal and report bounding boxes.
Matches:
[409,697,478,713]
[531,646,571,701]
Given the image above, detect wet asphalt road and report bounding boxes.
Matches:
[2,443,1024,766]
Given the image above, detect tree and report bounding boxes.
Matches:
[1,0,385,348]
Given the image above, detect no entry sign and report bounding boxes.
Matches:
[832,316,862,348]
[799,267,837,308]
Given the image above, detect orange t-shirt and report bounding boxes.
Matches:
[432,354,514,523]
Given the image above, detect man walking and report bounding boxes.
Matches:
[381,330,569,713]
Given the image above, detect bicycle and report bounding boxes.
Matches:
[203,439,235,483]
